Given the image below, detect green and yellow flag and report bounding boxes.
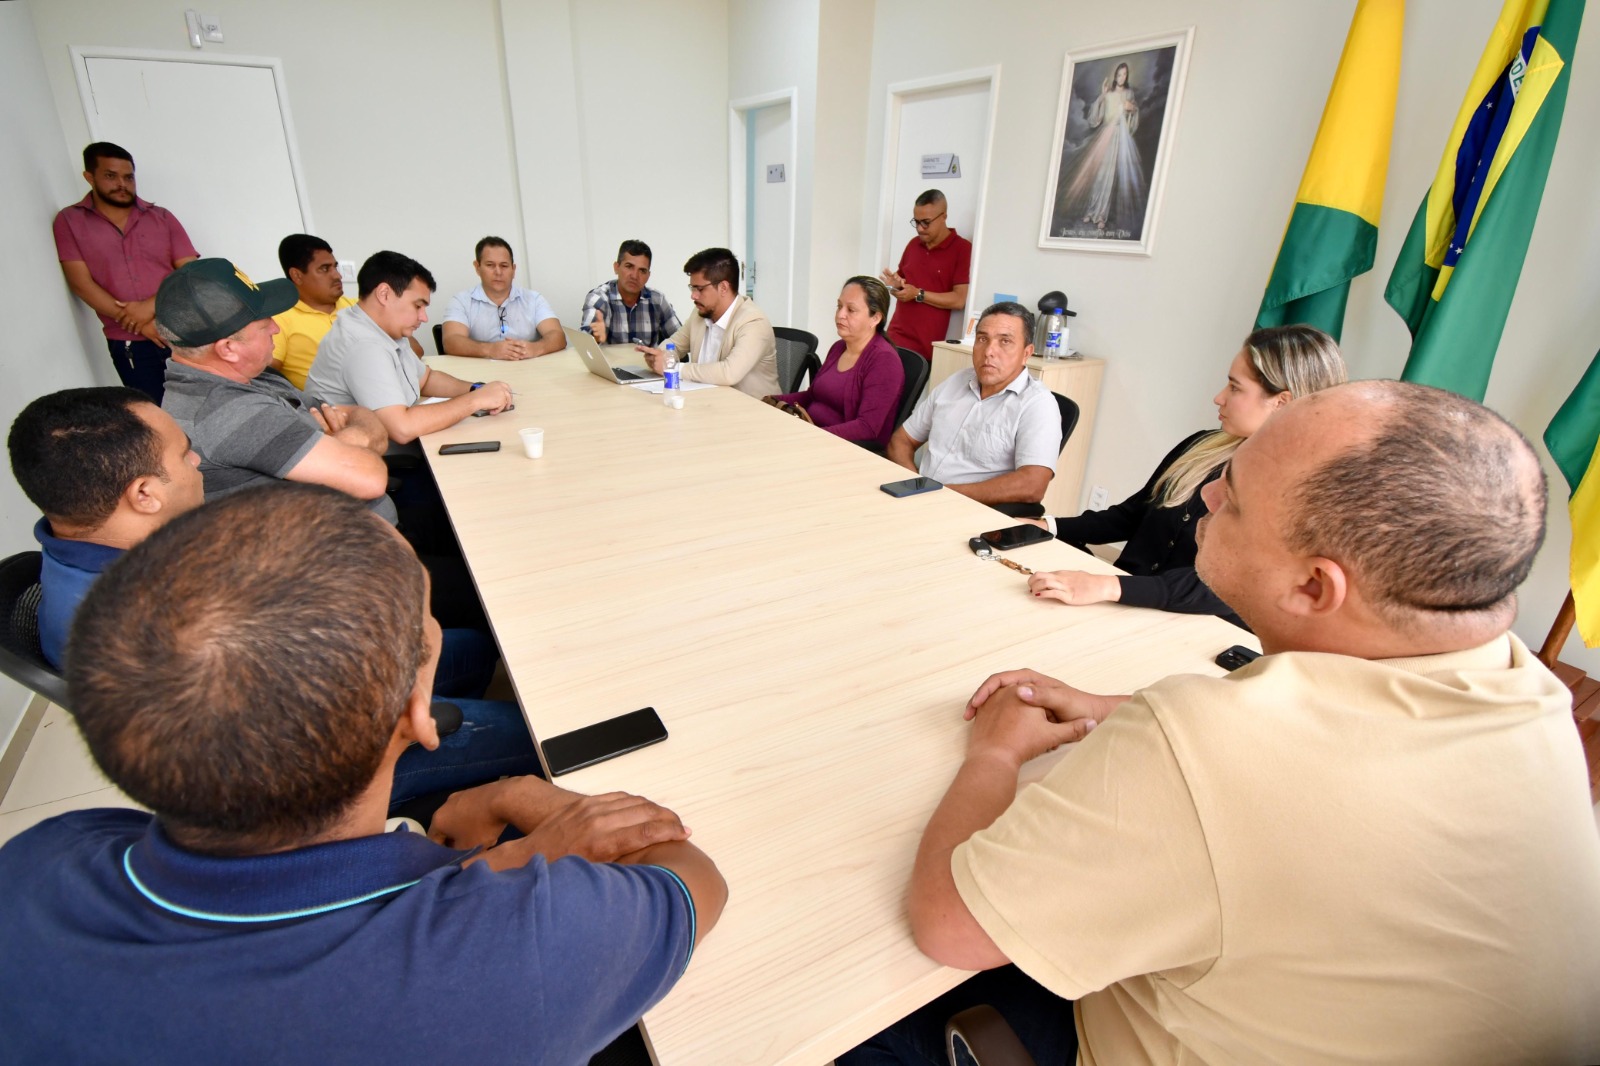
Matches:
[1255,0,1403,342]
[1545,348,1600,646]
[1386,0,1585,400]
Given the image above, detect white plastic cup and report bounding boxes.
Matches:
[518,427,545,459]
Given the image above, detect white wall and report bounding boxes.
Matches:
[808,0,877,336]
[502,0,729,324]
[729,0,821,332]
[851,0,1600,671]
[0,2,109,751]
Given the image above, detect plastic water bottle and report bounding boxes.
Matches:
[1040,309,1067,360]
[662,343,683,408]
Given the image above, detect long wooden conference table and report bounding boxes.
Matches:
[423,349,1256,1065]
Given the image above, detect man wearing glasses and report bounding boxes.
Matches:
[637,247,780,399]
[439,236,564,360]
[881,189,972,360]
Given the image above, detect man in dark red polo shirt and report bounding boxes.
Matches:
[53,142,199,405]
[881,189,972,360]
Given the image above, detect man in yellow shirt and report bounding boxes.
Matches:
[841,381,1600,1065]
[272,234,419,388]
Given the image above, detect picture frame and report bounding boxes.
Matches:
[1037,27,1195,256]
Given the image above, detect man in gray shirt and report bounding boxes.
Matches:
[888,302,1060,506]
[156,258,396,522]
[307,250,512,448]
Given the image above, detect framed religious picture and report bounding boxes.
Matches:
[1038,27,1195,255]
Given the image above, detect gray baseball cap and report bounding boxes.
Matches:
[155,258,297,347]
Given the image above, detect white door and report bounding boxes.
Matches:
[747,103,792,324]
[77,55,310,286]
[881,81,993,335]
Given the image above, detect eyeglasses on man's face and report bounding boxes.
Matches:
[910,211,946,230]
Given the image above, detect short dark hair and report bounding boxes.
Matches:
[843,276,892,333]
[914,189,946,209]
[67,483,428,855]
[683,247,740,290]
[83,142,133,173]
[357,250,436,300]
[1285,382,1547,620]
[8,388,163,528]
[977,301,1034,345]
[277,233,333,277]
[616,239,652,265]
[474,236,514,262]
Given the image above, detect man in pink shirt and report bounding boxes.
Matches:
[53,142,199,405]
[881,189,972,360]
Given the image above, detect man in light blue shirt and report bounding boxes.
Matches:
[888,302,1060,505]
[440,236,564,360]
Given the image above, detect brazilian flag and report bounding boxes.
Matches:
[1256,0,1403,342]
[1545,348,1600,646]
[1386,0,1585,401]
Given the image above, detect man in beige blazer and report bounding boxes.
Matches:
[637,247,780,399]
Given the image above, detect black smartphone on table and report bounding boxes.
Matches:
[1214,645,1261,671]
[438,441,501,455]
[880,476,942,498]
[980,523,1054,551]
[542,707,669,776]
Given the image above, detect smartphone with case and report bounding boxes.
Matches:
[980,524,1054,551]
[1214,645,1262,671]
[880,476,942,498]
[542,707,669,776]
[438,441,500,455]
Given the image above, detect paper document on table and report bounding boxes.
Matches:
[627,379,718,394]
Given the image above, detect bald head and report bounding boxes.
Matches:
[1273,381,1546,625]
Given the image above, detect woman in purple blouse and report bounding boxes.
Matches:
[766,276,905,446]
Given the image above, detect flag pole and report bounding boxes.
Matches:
[1538,590,1577,671]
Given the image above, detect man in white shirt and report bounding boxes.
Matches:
[887,302,1060,505]
[439,237,564,360]
[636,247,781,399]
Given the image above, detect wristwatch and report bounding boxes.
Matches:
[914,288,925,303]
[470,382,485,391]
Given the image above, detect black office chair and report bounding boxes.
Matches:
[773,327,820,393]
[893,346,932,430]
[990,392,1081,520]
[431,323,446,355]
[0,551,71,710]
[858,346,933,456]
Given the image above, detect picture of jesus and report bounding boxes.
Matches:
[1039,30,1192,255]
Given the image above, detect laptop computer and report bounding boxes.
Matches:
[566,327,662,384]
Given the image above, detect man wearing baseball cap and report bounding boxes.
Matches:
[155,257,396,521]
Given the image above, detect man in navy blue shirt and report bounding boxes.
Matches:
[6,386,203,668]
[0,483,726,1064]
[7,386,540,804]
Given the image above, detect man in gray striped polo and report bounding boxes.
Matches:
[156,258,397,522]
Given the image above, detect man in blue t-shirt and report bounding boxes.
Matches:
[6,386,204,668]
[7,386,541,805]
[0,483,725,1065]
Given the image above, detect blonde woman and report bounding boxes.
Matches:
[1029,325,1346,623]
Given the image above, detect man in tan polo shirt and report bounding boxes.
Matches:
[840,381,1600,1065]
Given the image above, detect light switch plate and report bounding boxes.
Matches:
[338,260,356,288]
[200,14,224,42]
[765,164,785,183]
